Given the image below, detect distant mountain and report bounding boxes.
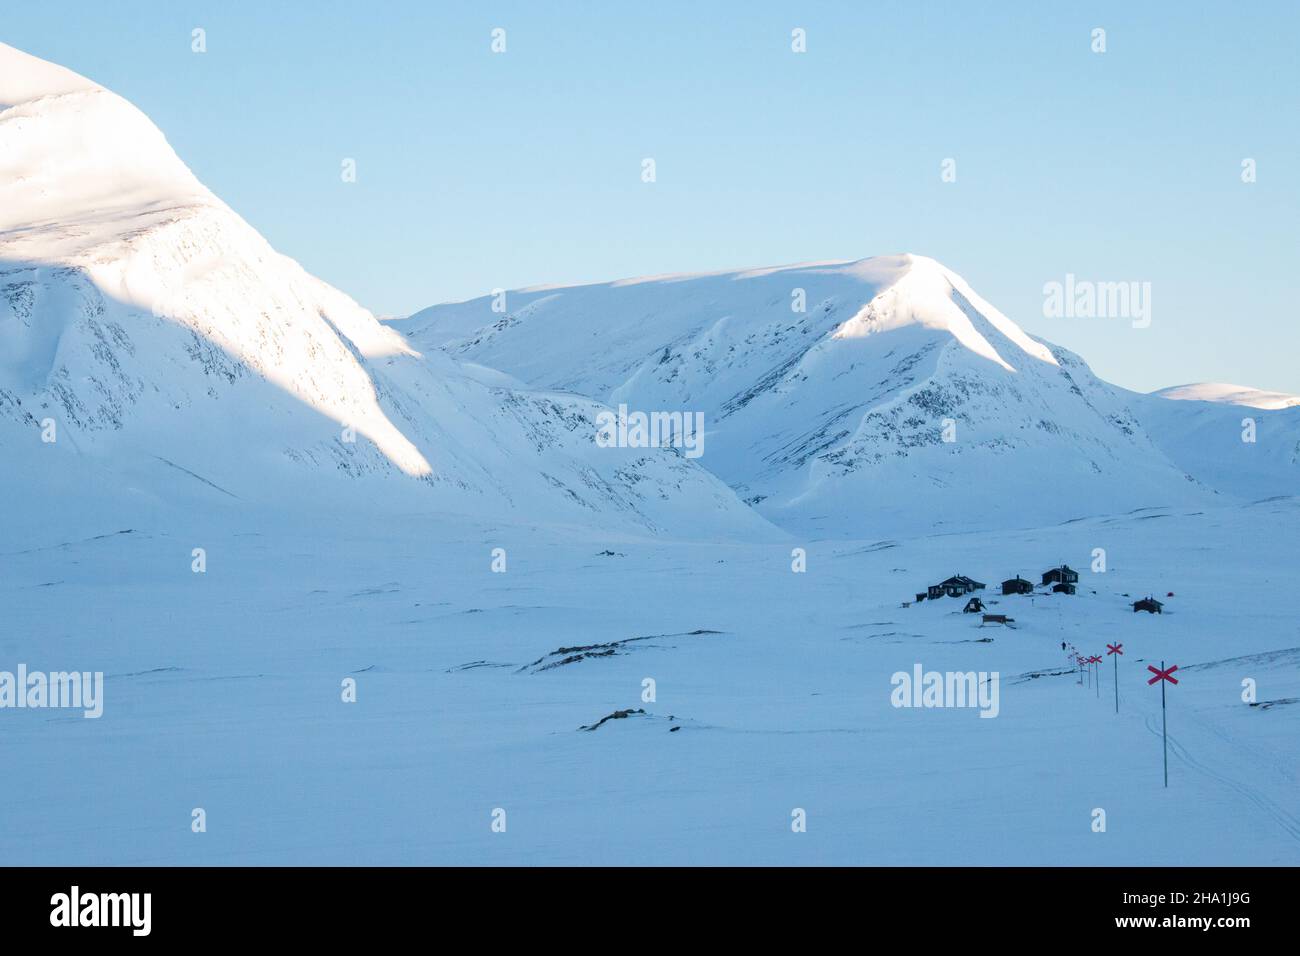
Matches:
[0,42,764,538]
[397,255,1250,537]
[1129,386,1300,504]
[1151,383,1300,410]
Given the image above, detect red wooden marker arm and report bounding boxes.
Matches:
[1147,664,1179,685]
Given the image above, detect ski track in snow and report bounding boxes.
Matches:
[1141,713,1300,845]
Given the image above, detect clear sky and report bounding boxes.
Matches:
[4,1,1298,395]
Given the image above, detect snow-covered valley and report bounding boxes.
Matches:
[3,492,1298,865]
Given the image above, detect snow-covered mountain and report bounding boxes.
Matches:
[396,255,1275,537]
[4,41,1292,543]
[0,42,765,538]
[1151,382,1300,410]
[1130,385,1300,504]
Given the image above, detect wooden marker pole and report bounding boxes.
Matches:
[1106,643,1123,714]
[1147,661,1179,789]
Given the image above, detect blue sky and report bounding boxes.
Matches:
[5,1,1298,394]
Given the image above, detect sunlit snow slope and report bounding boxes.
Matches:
[398,256,1260,537]
[0,43,765,538]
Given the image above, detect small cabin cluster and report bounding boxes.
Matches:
[905,563,1171,619]
[912,563,1091,610]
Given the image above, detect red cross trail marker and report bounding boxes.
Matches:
[1107,643,1123,712]
[1148,661,1179,788]
[1147,664,1179,685]
[1088,655,1102,698]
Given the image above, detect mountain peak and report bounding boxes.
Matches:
[0,43,215,259]
[0,42,100,108]
[828,253,1059,371]
[397,248,1217,537]
[0,42,433,479]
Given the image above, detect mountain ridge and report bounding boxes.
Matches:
[396,254,1298,536]
[1151,382,1300,410]
[0,42,768,540]
[4,41,1294,541]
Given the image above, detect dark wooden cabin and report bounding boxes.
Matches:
[925,574,986,599]
[1001,576,1033,595]
[934,575,985,597]
[1041,565,1080,586]
[1052,582,1077,595]
[1132,597,1164,614]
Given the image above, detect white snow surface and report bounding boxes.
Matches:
[3,490,1298,865]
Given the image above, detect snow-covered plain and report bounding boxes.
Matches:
[2,486,1298,865]
[1,43,1297,866]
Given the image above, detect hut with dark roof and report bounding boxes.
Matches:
[1041,565,1079,587]
[1132,597,1164,614]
